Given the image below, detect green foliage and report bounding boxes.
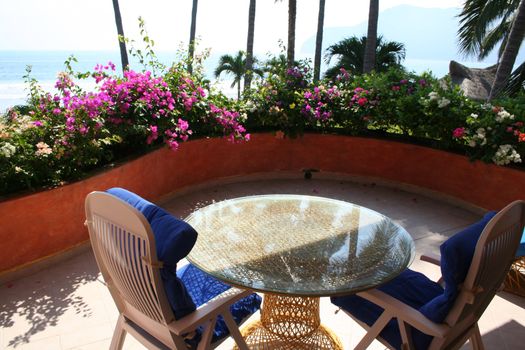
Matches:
[324,36,406,80]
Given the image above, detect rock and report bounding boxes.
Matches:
[449,60,497,100]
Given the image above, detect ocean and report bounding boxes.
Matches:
[0,50,463,112]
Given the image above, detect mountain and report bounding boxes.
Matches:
[300,5,513,69]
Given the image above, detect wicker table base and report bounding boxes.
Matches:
[235,295,343,350]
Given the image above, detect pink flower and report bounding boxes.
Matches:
[392,86,400,91]
[357,97,368,106]
[452,127,465,138]
[519,133,525,142]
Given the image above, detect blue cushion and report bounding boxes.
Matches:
[516,229,525,257]
[331,269,443,350]
[178,264,262,343]
[419,211,496,323]
[106,188,198,319]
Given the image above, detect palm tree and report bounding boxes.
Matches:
[244,0,257,92]
[215,51,263,99]
[111,0,129,73]
[457,0,525,96]
[458,0,520,59]
[188,0,199,74]
[489,0,525,99]
[363,0,379,73]
[324,36,405,80]
[287,0,297,68]
[275,0,297,68]
[313,0,326,82]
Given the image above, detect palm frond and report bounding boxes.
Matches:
[457,0,519,58]
[479,18,512,58]
[504,60,525,95]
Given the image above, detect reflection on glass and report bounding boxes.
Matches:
[186,195,414,296]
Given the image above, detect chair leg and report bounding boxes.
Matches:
[355,311,393,350]
[470,323,485,350]
[222,312,250,350]
[110,315,127,350]
[197,318,217,350]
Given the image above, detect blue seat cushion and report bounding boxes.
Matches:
[419,211,496,323]
[331,269,443,350]
[178,264,262,344]
[516,229,525,257]
[106,188,198,319]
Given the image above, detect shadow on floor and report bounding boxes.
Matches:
[498,290,525,308]
[0,253,100,347]
[470,320,525,349]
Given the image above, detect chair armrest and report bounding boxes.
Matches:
[168,287,254,334]
[420,253,441,266]
[356,289,450,338]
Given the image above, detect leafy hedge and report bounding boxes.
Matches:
[1,54,525,196]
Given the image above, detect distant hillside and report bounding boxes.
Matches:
[300,5,506,64]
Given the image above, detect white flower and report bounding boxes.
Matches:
[476,128,486,138]
[495,109,514,122]
[492,144,522,165]
[470,113,478,119]
[438,98,450,108]
[0,142,16,158]
[428,91,439,101]
[469,140,477,148]
[35,142,52,157]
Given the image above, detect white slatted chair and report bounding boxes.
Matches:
[85,191,253,350]
[332,200,525,350]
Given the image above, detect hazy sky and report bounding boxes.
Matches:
[0,0,462,54]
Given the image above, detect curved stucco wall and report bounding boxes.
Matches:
[1,133,524,274]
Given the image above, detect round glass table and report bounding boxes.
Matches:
[186,194,415,349]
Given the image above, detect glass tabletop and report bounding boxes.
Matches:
[186,194,415,296]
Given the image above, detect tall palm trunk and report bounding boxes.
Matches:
[237,81,241,100]
[313,0,326,82]
[111,0,129,73]
[244,0,257,92]
[188,0,199,74]
[489,0,525,100]
[363,0,379,73]
[287,0,297,68]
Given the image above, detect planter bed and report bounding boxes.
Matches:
[1,133,524,278]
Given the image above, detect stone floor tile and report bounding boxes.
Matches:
[2,177,524,350]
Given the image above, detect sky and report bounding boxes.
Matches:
[0,0,463,55]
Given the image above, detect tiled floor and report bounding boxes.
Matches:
[1,176,524,349]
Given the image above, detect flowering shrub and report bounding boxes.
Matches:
[246,63,525,167]
[0,59,248,195]
[246,59,311,136]
[454,105,525,165]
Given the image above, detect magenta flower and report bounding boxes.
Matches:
[452,127,465,138]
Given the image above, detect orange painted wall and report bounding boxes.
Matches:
[1,133,523,273]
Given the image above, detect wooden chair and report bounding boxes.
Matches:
[332,200,525,350]
[85,190,259,350]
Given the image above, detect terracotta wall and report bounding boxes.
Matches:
[1,133,524,274]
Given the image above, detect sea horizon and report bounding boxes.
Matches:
[0,50,492,112]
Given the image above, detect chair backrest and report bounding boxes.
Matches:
[441,200,525,347]
[85,191,175,327]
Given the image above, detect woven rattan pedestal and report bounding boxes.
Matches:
[235,294,343,350]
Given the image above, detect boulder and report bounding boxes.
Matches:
[449,60,497,100]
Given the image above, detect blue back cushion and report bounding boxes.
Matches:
[106,188,198,319]
[419,211,496,322]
